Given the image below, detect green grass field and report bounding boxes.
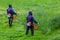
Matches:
[0,0,60,40]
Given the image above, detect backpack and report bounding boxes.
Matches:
[27,22,32,26]
[8,13,11,17]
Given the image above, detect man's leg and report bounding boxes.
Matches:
[30,26,34,36]
[9,17,13,27]
[26,26,29,35]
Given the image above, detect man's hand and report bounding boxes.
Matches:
[38,22,39,24]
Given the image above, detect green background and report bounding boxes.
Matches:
[0,0,60,40]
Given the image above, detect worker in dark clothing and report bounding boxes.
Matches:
[26,11,39,36]
[7,5,17,27]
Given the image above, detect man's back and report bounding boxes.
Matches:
[7,8,16,16]
[26,15,38,25]
[27,15,33,23]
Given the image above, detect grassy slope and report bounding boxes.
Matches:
[0,0,60,40]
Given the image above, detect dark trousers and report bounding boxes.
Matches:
[26,25,34,36]
[8,17,13,27]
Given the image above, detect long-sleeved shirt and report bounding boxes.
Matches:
[7,8,16,17]
[26,15,38,25]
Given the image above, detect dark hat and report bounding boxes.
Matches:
[9,4,12,8]
[28,11,32,15]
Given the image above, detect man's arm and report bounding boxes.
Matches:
[32,17,38,24]
[11,9,17,15]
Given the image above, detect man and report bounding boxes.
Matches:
[7,5,17,27]
[26,11,39,36]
